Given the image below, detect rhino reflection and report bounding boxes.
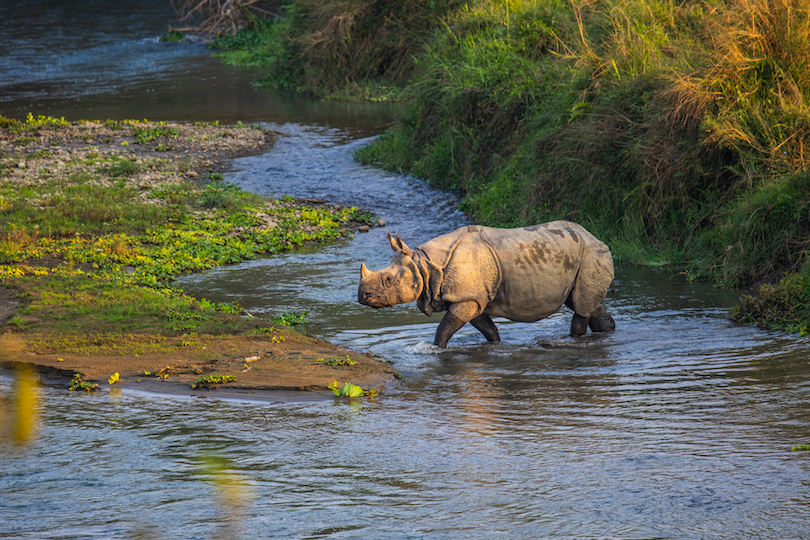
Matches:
[358,221,616,347]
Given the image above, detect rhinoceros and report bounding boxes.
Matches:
[357,221,615,348]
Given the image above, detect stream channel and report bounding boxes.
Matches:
[3,1,810,538]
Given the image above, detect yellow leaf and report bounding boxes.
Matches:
[108,372,120,385]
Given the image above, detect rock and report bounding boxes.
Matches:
[17,161,26,169]
[377,219,386,227]
[358,225,370,233]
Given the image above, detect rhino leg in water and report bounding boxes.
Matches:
[571,305,615,336]
[434,301,484,348]
[570,313,589,336]
[470,314,500,343]
[588,305,616,333]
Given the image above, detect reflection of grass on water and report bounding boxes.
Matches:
[194,452,256,539]
[0,365,41,447]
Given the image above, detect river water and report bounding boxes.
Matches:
[3,2,810,539]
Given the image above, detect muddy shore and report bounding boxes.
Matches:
[0,118,399,395]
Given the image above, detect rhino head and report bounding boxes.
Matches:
[358,233,424,309]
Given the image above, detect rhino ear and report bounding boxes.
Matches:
[387,232,414,257]
[360,263,371,280]
[387,232,398,252]
[396,235,413,258]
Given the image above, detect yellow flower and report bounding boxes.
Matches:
[108,372,120,385]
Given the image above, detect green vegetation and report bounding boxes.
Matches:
[1,119,370,346]
[328,380,375,398]
[134,126,179,144]
[211,0,810,333]
[192,374,237,388]
[160,30,186,42]
[208,1,462,100]
[272,310,308,327]
[318,355,357,366]
[68,374,99,392]
[793,443,810,451]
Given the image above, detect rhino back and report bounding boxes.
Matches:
[473,224,588,321]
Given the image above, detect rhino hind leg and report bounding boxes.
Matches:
[471,314,500,343]
[570,313,589,336]
[588,304,615,333]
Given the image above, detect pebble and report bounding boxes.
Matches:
[377,219,386,227]
[358,225,370,233]
[17,161,26,168]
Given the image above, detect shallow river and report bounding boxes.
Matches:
[3,2,810,539]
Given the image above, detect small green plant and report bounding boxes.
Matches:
[104,160,142,177]
[68,374,99,392]
[160,31,185,42]
[318,355,357,366]
[14,136,36,146]
[134,126,179,144]
[197,181,250,209]
[272,311,307,327]
[345,208,377,225]
[328,380,376,398]
[793,444,810,452]
[7,313,27,328]
[192,374,237,389]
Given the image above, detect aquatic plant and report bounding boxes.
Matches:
[793,444,810,451]
[328,380,375,398]
[68,374,99,392]
[160,31,185,42]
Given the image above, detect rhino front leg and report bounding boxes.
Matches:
[434,301,481,348]
[470,314,500,343]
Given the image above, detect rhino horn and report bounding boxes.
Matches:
[360,263,371,280]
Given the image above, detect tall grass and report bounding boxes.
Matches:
[355,0,810,286]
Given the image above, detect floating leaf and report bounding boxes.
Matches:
[329,380,371,398]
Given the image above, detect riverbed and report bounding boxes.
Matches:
[3,2,810,539]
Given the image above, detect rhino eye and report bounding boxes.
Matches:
[384,275,394,287]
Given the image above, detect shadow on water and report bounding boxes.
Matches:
[3,2,810,538]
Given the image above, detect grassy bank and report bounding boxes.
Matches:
[208,0,463,100]
[209,0,810,334]
[0,115,396,389]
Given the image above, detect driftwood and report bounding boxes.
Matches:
[170,0,277,36]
